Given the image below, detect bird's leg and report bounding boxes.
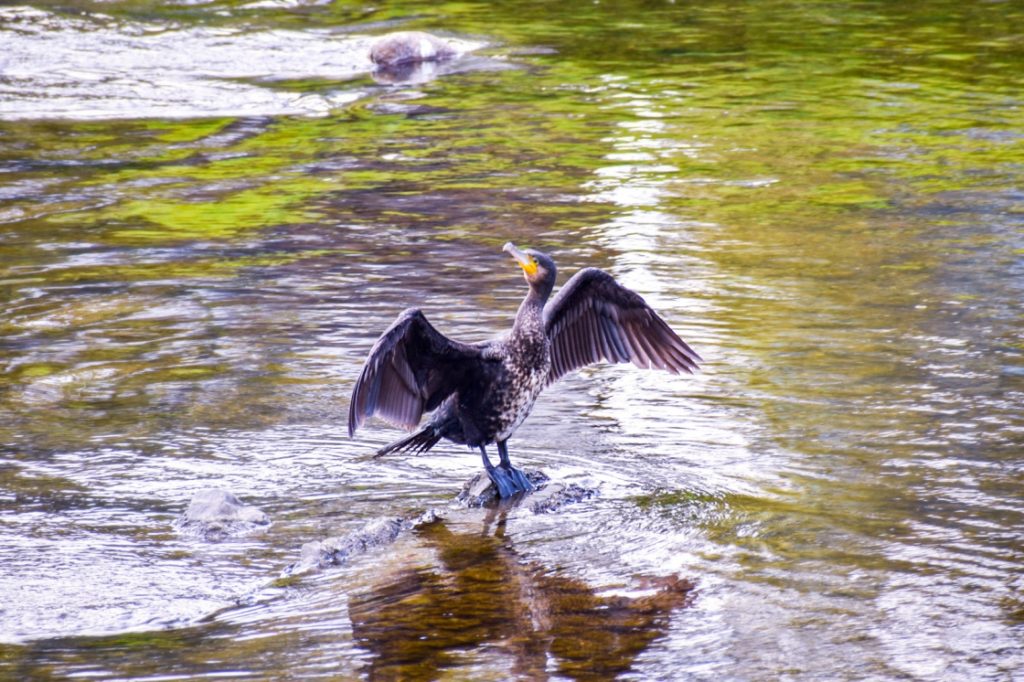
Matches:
[480,445,518,499]
[497,440,534,493]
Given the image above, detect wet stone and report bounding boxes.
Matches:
[526,481,600,514]
[283,475,597,578]
[455,469,544,508]
[369,31,459,67]
[283,509,442,577]
[176,489,270,541]
[455,470,598,511]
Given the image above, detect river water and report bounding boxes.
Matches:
[1,1,1022,679]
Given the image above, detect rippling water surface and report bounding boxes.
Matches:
[2,1,1022,679]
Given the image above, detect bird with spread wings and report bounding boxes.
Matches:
[348,242,700,498]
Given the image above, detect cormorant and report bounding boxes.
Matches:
[348,242,701,498]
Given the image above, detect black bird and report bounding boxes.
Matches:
[348,243,701,498]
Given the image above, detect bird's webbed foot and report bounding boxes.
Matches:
[500,464,535,495]
[486,465,528,499]
[480,445,534,499]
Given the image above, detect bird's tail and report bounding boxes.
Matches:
[374,426,442,459]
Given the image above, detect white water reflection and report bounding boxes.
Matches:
[0,421,434,643]
[581,80,771,501]
[0,7,485,120]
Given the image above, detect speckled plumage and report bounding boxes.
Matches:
[348,243,701,497]
[414,283,551,450]
[490,304,551,442]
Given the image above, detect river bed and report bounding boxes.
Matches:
[1,1,1022,679]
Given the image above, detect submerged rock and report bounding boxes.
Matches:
[526,481,600,514]
[283,509,442,577]
[283,473,597,576]
[176,488,270,541]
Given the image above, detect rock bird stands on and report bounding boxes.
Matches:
[348,243,701,498]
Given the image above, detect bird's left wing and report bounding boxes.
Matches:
[348,308,484,436]
[543,268,701,385]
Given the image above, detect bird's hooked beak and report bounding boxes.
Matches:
[503,242,538,277]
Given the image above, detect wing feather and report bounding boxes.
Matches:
[348,308,483,436]
[543,268,701,384]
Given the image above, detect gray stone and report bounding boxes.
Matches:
[176,488,270,541]
[281,472,597,578]
[526,481,600,514]
[455,470,598,511]
[369,31,459,67]
[283,509,442,577]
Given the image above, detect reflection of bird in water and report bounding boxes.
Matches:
[348,515,695,680]
[348,243,701,497]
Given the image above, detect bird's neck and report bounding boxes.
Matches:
[512,287,548,336]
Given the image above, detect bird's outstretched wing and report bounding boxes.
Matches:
[348,308,484,436]
[543,268,701,384]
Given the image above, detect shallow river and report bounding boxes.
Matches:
[1,1,1022,680]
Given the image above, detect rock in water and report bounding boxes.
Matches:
[177,488,270,541]
[283,509,442,577]
[279,475,598,578]
[526,481,599,514]
[454,470,599,511]
[369,31,458,67]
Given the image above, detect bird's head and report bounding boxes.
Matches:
[503,242,557,298]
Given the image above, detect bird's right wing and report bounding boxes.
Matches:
[543,268,701,385]
[348,308,484,437]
